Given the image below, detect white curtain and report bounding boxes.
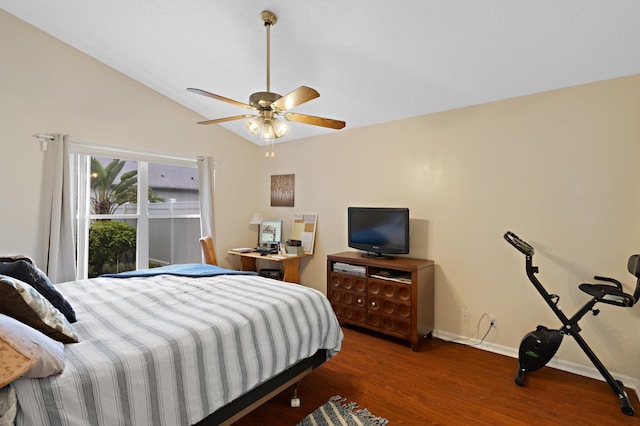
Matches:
[197,156,216,240]
[41,134,77,283]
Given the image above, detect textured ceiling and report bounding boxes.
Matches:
[2,1,639,145]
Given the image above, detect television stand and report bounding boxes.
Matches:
[327,251,434,351]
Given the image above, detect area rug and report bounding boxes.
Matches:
[296,395,389,426]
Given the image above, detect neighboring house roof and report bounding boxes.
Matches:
[96,157,199,191]
[148,164,199,191]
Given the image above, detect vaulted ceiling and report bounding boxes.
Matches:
[2,1,639,145]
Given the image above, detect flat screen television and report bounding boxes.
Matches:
[348,207,410,258]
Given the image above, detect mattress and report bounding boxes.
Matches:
[12,273,343,425]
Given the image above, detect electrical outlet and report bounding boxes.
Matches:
[489,314,497,327]
[461,309,469,323]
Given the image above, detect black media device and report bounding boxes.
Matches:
[347,207,410,258]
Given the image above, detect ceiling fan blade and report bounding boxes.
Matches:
[197,114,255,125]
[187,88,255,110]
[284,112,346,130]
[271,86,320,112]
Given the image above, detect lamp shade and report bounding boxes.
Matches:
[249,212,263,225]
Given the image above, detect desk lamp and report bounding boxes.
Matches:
[249,212,263,247]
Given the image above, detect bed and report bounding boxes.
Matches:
[2,263,343,426]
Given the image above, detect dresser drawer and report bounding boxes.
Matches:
[367,312,411,338]
[329,272,366,293]
[330,302,366,324]
[328,287,367,324]
[368,296,411,318]
[368,278,411,302]
[328,287,367,308]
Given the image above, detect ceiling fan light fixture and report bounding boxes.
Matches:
[247,116,289,140]
[272,118,288,138]
[260,119,279,140]
[246,117,261,135]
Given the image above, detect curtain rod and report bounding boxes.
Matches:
[70,140,197,163]
[32,133,55,141]
[32,134,217,164]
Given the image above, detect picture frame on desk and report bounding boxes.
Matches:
[291,213,317,255]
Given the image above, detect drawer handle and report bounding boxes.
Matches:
[371,301,377,307]
[357,298,362,304]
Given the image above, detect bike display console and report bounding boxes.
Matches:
[327,251,434,351]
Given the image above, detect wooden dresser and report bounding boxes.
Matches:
[327,251,434,351]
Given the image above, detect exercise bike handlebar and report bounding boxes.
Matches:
[504,231,534,256]
[593,275,623,291]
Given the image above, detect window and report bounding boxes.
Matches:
[74,149,205,278]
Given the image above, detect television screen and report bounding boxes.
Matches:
[348,207,409,258]
[260,220,283,244]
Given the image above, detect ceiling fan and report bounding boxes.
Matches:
[187,10,346,143]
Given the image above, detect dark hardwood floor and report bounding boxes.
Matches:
[233,326,640,425]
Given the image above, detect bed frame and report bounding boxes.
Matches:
[195,349,328,425]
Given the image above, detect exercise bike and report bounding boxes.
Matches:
[504,231,640,416]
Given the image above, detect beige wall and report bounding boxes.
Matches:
[2,9,639,385]
[261,75,640,383]
[0,10,261,266]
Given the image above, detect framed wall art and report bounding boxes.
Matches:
[271,174,294,207]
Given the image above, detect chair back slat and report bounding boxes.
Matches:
[199,236,217,266]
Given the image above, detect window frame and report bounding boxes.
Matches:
[71,143,201,279]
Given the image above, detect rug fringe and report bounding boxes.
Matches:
[329,395,389,426]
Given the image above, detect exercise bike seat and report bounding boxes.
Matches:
[578,284,635,307]
[578,254,640,308]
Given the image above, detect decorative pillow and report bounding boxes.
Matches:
[0,275,79,344]
[0,321,40,388]
[0,255,34,265]
[0,260,77,323]
[0,313,64,380]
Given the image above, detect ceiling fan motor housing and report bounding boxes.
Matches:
[249,91,282,110]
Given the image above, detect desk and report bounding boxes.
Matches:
[228,251,309,284]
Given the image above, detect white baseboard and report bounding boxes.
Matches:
[434,330,640,400]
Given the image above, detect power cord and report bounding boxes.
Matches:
[473,321,495,346]
[453,313,496,346]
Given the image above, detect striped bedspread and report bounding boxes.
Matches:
[13,273,343,426]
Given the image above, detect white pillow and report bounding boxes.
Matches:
[0,313,65,379]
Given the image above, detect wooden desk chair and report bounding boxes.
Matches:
[199,235,218,266]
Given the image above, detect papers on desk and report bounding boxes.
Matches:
[271,254,299,259]
[230,247,253,253]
